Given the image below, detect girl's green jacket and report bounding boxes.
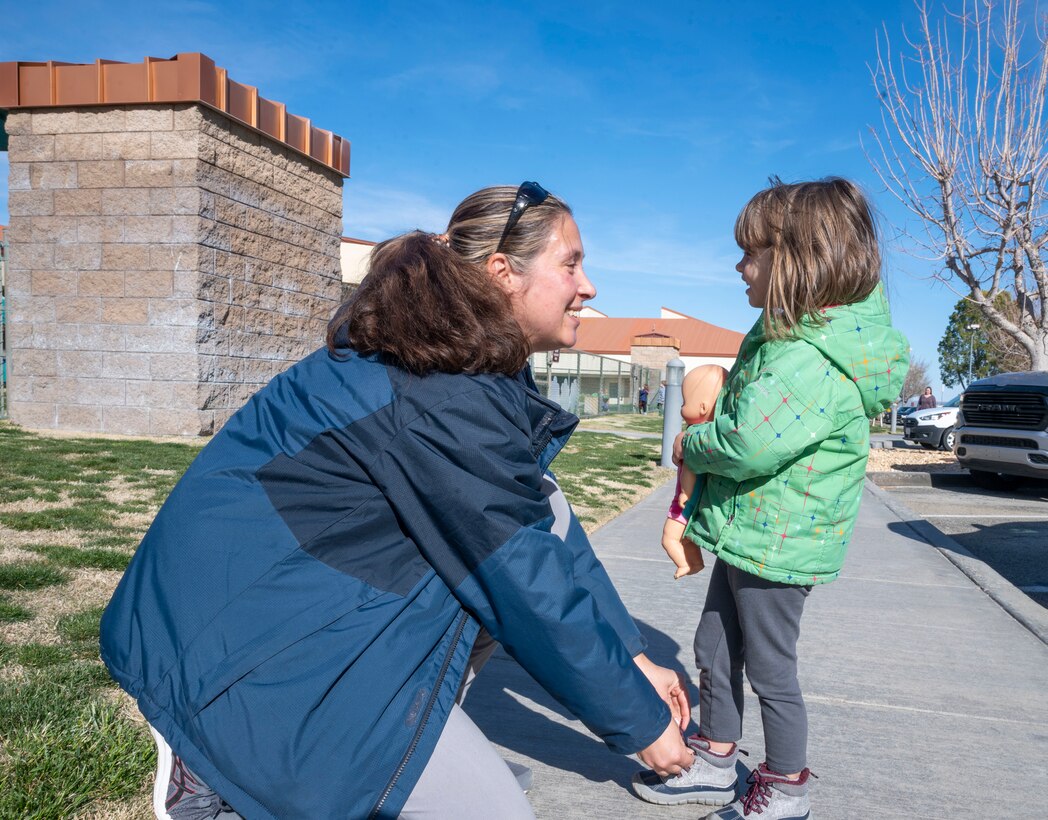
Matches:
[682,286,909,585]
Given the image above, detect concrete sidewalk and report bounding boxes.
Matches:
[462,478,1048,818]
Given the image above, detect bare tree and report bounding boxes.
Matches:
[869,0,1048,369]
[901,355,931,403]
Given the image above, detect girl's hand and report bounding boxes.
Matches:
[672,431,686,466]
[633,653,691,730]
[636,718,695,777]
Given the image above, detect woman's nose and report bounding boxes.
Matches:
[578,267,597,300]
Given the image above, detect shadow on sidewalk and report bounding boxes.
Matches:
[461,618,699,788]
[889,518,1048,607]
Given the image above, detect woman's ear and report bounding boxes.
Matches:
[487,252,521,294]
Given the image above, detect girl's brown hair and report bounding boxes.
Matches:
[734,177,881,338]
[327,186,572,375]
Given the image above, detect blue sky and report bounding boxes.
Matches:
[2,0,982,399]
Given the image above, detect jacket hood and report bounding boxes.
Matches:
[792,285,910,418]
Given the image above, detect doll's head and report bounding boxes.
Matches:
[681,365,728,426]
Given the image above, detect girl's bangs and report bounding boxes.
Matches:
[734,193,781,252]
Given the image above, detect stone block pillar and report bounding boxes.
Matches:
[630,333,682,382]
[4,103,343,435]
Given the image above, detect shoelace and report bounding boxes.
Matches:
[739,767,774,815]
[167,756,203,809]
[739,766,817,815]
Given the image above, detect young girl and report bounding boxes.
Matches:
[633,178,908,818]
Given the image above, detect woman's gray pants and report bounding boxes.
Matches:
[155,629,533,819]
[694,558,812,774]
[400,628,534,818]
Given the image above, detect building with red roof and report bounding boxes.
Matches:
[573,305,745,373]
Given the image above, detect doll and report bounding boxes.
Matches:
[661,364,728,579]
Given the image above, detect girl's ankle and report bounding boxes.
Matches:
[706,740,736,756]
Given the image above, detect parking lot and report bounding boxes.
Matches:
[870,469,1048,610]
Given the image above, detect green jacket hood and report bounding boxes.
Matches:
[791,285,909,418]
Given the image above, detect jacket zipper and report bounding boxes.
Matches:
[369,611,469,819]
[721,482,741,538]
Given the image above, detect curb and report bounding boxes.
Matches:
[865,471,970,488]
[863,477,1048,647]
[869,437,923,450]
[574,428,662,440]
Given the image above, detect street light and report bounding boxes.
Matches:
[966,323,981,386]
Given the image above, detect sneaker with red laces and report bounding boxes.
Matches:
[149,726,242,819]
[703,762,812,819]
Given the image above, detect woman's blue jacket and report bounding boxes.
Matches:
[100,347,669,819]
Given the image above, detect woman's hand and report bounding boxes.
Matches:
[672,431,686,467]
[636,718,695,777]
[633,653,691,730]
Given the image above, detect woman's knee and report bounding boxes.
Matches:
[400,706,534,819]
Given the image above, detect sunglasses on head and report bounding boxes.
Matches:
[495,181,549,253]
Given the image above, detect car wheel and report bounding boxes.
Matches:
[969,469,1022,490]
[939,427,955,451]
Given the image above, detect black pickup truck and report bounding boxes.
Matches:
[954,371,1048,488]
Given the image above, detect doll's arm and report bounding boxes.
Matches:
[678,464,697,509]
[681,473,704,521]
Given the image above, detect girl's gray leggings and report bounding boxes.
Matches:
[694,558,812,774]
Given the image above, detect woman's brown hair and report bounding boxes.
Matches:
[734,177,881,339]
[327,186,572,375]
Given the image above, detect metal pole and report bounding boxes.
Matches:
[598,357,604,416]
[578,352,586,417]
[0,230,7,420]
[966,323,980,387]
[967,336,973,387]
[661,359,685,468]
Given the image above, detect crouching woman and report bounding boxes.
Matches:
[100,182,694,819]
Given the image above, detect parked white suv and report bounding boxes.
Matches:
[901,395,960,450]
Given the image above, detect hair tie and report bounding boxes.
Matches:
[432,232,450,247]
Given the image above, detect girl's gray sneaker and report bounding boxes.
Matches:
[631,735,740,806]
[703,762,812,819]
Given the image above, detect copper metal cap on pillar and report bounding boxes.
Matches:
[0,53,350,177]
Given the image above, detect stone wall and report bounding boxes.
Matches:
[629,337,681,381]
[4,103,343,435]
